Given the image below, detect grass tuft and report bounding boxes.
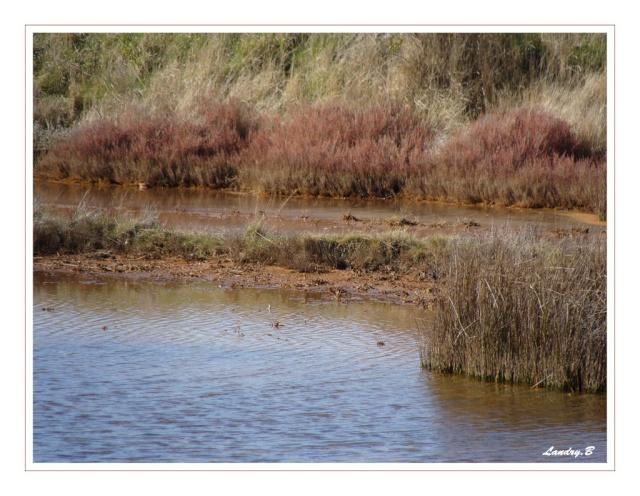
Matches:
[420,231,606,392]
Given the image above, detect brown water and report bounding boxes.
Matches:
[34,181,603,235]
[33,272,606,463]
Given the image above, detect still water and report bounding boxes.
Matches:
[34,181,603,235]
[33,273,606,463]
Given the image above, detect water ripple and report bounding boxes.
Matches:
[33,273,607,463]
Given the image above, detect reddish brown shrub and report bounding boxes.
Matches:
[238,104,433,197]
[36,100,258,187]
[35,103,606,217]
[405,108,606,217]
[435,108,580,174]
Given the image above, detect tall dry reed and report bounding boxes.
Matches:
[421,231,606,392]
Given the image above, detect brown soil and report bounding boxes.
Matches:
[33,253,440,308]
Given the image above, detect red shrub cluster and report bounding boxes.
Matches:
[238,104,433,197]
[35,103,606,216]
[405,108,606,216]
[37,101,257,187]
[435,108,580,174]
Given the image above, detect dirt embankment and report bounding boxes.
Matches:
[33,253,439,307]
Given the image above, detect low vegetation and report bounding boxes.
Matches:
[34,208,606,392]
[33,207,223,260]
[33,207,432,271]
[409,108,606,216]
[36,104,606,217]
[36,101,257,188]
[238,104,432,198]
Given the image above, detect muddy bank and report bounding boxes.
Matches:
[33,253,438,307]
[32,203,605,308]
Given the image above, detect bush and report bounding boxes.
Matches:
[36,100,257,187]
[238,103,432,197]
[35,103,606,216]
[408,108,606,215]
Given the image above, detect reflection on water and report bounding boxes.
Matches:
[426,375,606,462]
[33,273,606,463]
[34,181,602,234]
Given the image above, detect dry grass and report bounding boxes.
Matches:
[420,231,606,393]
[498,72,607,156]
[33,33,606,146]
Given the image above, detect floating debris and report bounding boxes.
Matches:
[377,341,385,347]
[429,222,448,228]
[330,287,347,301]
[343,213,361,222]
[398,218,418,226]
[388,217,418,227]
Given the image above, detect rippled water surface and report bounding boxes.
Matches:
[33,273,606,463]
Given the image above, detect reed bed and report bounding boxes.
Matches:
[420,231,606,393]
